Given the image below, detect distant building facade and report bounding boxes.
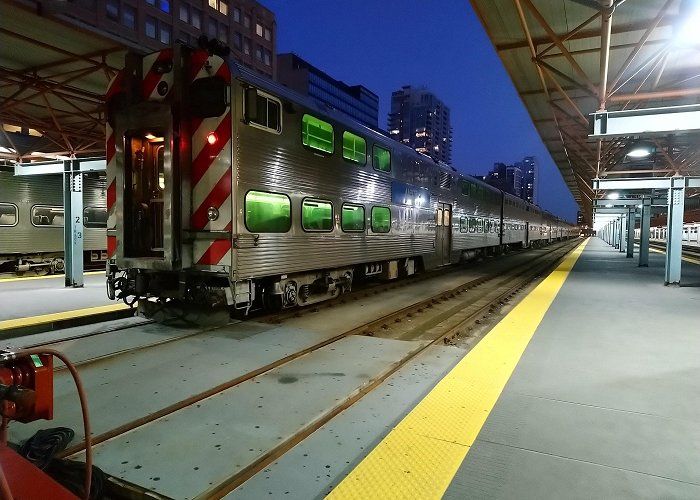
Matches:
[517,156,538,204]
[484,162,516,196]
[276,53,379,129]
[483,156,537,203]
[48,0,276,79]
[387,86,453,164]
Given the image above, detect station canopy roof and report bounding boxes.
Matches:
[471,0,700,221]
[0,0,127,161]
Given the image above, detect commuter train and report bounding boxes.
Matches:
[0,168,108,275]
[104,42,576,312]
[635,223,700,245]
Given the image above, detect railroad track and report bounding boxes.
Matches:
[648,240,700,256]
[194,239,579,499]
[10,240,579,499]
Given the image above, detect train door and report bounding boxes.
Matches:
[436,203,452,265]
[123,132,169,261]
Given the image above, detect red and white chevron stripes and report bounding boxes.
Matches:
[188,52,232,267]
[105,72,123,259]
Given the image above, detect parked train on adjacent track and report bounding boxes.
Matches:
[104,43,576,312]
[635,223,700,246]
[0,169,108,275]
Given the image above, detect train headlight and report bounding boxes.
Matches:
[207,207,219,221]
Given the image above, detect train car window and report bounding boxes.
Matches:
[244,190,291,233]
[0,203,18,227]
[468,217,477,233]
[442,210,451,227]
[459,217,468,233]
[190,76,228,118]
[244,87,281,133]
[372,145,391,173]
[342,131,366,165]
[31,205,64,227]
[156,145,165,190]
[341,204,365,232]
[83,207,108,228]
[302,114,333,153]
[485,219,491,233]
[302,198,333,232]
[371,206,390,233]
[438,172,451,189]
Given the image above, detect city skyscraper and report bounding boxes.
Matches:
[517,156,538,204]
[387,86,453,164]
[276,53,379,129]
[483,156,537,203]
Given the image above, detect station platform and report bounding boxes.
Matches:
[0,272,129,334]
[322,237,700,499]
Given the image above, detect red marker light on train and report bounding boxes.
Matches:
[206,132,218,145]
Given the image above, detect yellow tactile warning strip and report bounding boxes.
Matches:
[0,271,104,283]
[0,303,130,331]
[327,238,590,500]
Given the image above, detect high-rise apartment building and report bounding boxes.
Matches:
[47,0,276,79]
[276,53,379,129]
[483,156,537,203]
[387,86,452,165]
[517,156,538,204]
[506,165,523,198]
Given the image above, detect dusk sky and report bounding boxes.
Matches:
[260,0,580,222]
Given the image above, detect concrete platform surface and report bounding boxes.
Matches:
[443,237,700,499]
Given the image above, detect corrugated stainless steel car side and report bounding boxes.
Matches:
[0,170,107,273]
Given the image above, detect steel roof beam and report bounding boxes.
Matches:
[593,176,700,190]
[590,104,700,138]
[593,198,665,206]
[494,18,674,51]
[607,0,674,97]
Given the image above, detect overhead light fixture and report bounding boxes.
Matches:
[608,192,620,200]
[605,204,613,208]
[625,140,655,159]
[675,0,700,46]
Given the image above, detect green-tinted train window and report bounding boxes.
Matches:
[341,203,365,232]
[302,114,334,154]
[342,131,366,165]
[302,198,333,231]
[372,145,391,172]
[459,217,468,233]
[245,190,291,233]
[371,206,390,233]
[469,217,477,233]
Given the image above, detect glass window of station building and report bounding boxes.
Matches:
[57,0,277,80]
[277,53,380,130]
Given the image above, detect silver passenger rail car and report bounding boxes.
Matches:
[104,42,576,313]
[0,169,108,275]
